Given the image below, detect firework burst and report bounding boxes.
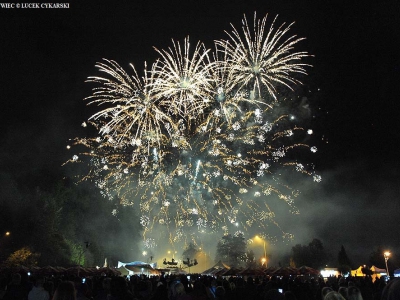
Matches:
[85,59,176,153]
[151,37,215,120]
[66,13,320,246]
[215,12,311,102]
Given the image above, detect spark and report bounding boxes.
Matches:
[310,146,318,153]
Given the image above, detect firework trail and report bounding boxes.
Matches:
[66,13,320,248]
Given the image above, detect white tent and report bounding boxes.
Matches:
[116,266,130,276]
[201,260,230,275]
[118,261,157,269]
[118,261,159,275]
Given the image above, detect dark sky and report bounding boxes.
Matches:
[1,1,400,267]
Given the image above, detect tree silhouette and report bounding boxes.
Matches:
[245,249,258,269]
[5,247,40,267]
[291,238,328,269]
[182,242,200,260]
[337,245,352,275]
[215,233,246,267]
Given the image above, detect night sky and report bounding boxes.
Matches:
[1,1,400,267]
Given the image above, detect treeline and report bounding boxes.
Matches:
[210,235,398,273]
[0,175,142,268]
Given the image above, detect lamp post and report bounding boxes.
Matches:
[255,235,267,267]
[384,251,390,278]
[261,257,266,267]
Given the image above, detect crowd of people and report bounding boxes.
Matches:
[0,270,399,300]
